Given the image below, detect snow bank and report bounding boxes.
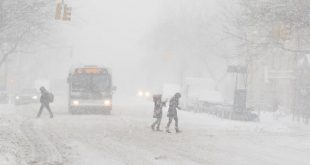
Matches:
[0,105,28,165]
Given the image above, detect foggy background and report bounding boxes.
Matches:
[1,0,310,165]
[2,0,237,102]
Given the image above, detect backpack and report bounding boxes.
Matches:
[48,92,54,103]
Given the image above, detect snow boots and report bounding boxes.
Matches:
[166,128,181,133]
[152,125,163,132]
[156,128,163,132]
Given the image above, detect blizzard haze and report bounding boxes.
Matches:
[0,0,310,165]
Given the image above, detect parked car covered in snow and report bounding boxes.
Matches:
[182,77,225,112]
[0,91,9,104]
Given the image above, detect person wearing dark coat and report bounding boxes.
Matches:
[151,94,166,131]
[166,93,181,133]
[37,86,53,118]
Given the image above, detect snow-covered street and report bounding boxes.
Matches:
[0,101,309,165]
[2,0,310,165]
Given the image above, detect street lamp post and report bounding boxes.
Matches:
[1,43,9,91]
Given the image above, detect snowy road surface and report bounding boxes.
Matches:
[0,101,310,165]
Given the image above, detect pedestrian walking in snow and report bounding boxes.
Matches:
[151,94,167,131]
[37,86,54,118]
[166,93,181,133]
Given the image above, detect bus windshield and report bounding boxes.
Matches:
[71,73,111,92]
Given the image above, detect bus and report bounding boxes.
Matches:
[67,66,116,114]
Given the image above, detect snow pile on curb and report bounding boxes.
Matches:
[0,105,28,165]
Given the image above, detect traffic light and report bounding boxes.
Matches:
[279,24,291,41]
[55,2,72,21]
[55,3,62,20]
[273,23,291,41]
[63,4,72,21]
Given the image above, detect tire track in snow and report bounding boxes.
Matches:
[20,120,63,165]
[0,107,32,165]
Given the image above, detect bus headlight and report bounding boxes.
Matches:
[72,100,80,106]
[32,96,38,100]
[15,96,20,100]
[144,91,151,97]
[137,91,144,97]
[104,99,111,106]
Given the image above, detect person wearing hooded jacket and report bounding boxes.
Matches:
[166,93,181,133]
[151,94,167,131]
[36,86,54,118]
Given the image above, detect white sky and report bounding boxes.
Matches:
[68,0,163,64]
[40,0,230,96]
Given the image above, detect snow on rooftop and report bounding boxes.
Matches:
[198,90,224,103]
[297,54,310,67]
[162,83,180,99]
[184,77,224,103]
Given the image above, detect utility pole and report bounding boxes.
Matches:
[292,0,305,122]
[4,60,8,91]
[0,1,3,25]
[0,2,3,90]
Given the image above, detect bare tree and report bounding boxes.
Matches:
[0,0,53,67]
[144,0,231,85]
[229,0,310,56]
[227,0,310,115]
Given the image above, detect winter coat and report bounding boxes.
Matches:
[153,100,166,118]
[40,91,50,105]
[167,97,180,118]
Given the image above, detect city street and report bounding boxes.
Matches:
[1,0,310,165]
[0,100,309,165]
